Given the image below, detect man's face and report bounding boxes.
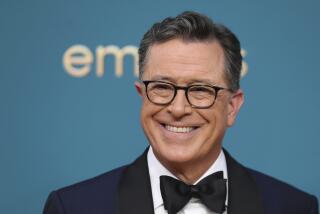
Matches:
[136,39,243,168]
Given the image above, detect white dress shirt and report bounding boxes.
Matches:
[147,147,228,214]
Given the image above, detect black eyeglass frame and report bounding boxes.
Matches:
[142,80,230,109]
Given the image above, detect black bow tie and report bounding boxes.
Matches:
[160,171,227,214]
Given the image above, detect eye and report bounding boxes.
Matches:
[153,83,172,90]
[188,86,215,99]
[149,82,172,91]
[148,82,174,97]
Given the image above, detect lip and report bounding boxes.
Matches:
[156,119,202,128]
[158,121,201,141]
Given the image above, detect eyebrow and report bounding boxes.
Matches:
[148,75,218,86]
[149,75,175,82]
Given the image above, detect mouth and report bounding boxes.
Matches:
[161,123,199,133]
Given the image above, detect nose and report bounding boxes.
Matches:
[167,90,192,118]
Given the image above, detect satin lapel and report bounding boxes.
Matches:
[116,148,154,214]
[224,150,264,214]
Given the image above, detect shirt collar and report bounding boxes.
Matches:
[147,147,228,210]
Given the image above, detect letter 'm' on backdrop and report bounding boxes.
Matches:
[0,1,319,213]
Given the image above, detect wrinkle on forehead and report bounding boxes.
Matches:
[143,39,226,86]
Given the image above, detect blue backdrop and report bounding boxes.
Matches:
[1,0,319,213]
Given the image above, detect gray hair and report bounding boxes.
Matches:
[138,11,242,92]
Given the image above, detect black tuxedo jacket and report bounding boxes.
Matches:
[43,149,319,214]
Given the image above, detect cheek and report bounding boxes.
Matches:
[141,97,153,116]
[198,108,228,139]
[140,100,162,126]
[140,104,151,129]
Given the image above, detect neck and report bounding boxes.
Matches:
[156,147,222,184]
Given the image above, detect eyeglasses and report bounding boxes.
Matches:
[142,80,230,109]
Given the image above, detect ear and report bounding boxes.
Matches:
[227,89,244,127]
[135,81,143,96]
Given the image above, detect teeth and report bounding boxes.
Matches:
[165,125,194,133]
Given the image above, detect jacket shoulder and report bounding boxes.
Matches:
[247,168,319,213]
[43,166,127,214]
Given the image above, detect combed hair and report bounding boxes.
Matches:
[138,11,242,92]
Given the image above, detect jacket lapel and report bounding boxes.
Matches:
[224,150,264,214]
[116,148,265,214]
[116,148,154,214]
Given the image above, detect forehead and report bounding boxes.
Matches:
[143,39,226,85]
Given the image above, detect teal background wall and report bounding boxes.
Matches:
[1,0,319,213]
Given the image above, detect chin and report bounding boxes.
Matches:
[155,144,200,165]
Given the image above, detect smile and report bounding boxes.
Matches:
[164,124,196,133]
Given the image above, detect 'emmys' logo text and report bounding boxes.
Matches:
[63,44,248,78]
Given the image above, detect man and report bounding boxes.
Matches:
[44,11,319,214]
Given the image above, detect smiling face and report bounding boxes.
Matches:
[136,39,244,173]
